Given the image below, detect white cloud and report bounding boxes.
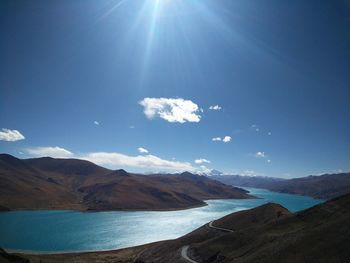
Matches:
[212,136,231,143]
[251,124,260,132]
[223,136,231,143]
[138,147,149,154]
[26,146,74,158]
[0,128,25,142]
[82,152,196,172]
[268,132,272,136]
[198,165,212,174]
[316,169,344,175]
[241,170,258,176]
[267,159,271,163]
[25,146,211,173]
[206,169,224,176]
[255,151,265,158]
[94,121,100,125]
[139,97,201,123]
[209,105,222,111]
[194,158,211,164]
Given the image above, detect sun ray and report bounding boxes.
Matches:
[139,0,161,85]
[98,0,129,21]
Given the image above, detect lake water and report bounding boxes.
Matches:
[0,188,322,253]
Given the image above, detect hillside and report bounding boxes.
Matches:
[135,193,350,262]
[267,173,350,199]
[0,154,253,211]
[0,154,84,210]
[211,172,350,199]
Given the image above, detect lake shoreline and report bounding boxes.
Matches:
[0,188,322,255]
[0,202,209,213]
[2,242,153,256]
[0,195,260,213]
[1,243,153,263]
[2,189,324,261]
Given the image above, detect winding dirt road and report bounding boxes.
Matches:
[181,245,198,263]
[181,220,234,262]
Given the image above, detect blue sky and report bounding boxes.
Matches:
[1,0,350,177]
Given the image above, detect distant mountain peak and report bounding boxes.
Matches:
[112,169,129,176]
[180,171,195,177]
[116,169,127,173]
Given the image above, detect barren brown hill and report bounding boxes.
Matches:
[0,154,83,210]
[266,173,350,199]
[134,203,292,262]
[0,154,253,211]
[135,193,350,263]
[212,172,350,200]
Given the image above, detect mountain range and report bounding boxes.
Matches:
[210,172,350,200]
[0,154,252,211]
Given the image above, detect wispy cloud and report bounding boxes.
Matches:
[254,151,271,163]
[93,121,100,125]
[82,152,196,172]
[139,97,201,123]
[26,146,74,158]
[255,151,265,158]
[212,136,231,143]
[138,147,149,154]
[209,105,222,111]
[241,170,258,176]
[194,158,211,164]
[0,128,25,142]
[25,146,207,173]
[251,124,260,132]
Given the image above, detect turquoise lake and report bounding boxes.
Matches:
[0,188,322,253]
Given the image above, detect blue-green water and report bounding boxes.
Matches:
[0,188,322,253]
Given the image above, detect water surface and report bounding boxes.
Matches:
[0,188,322,253]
